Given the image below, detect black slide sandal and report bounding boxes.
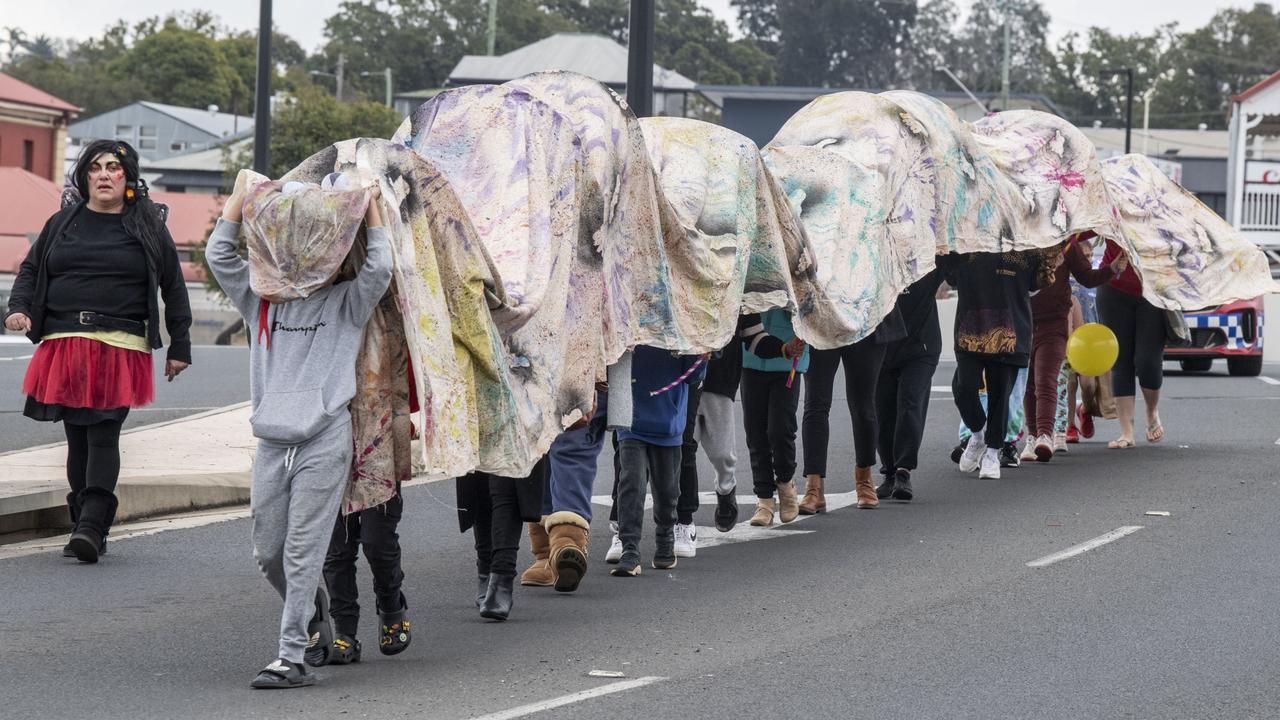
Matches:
[249,659,314,689]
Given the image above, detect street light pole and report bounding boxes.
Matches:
[1101,67,1134,154]
[1000,0,1010,111]
[253,0,271,174]
[360,68,393,108]
[626,0,655,117]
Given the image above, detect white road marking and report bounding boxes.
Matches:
[1025,526,1144,568]
[0,354,33,362]
[931,385,951,392]
[1258,376,1280,386]
[469,676,666,720]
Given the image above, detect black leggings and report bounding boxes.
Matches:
[64,419,125,498]
[1097,284,1165,396]
[472,474,523,577]
[324,488,405,636]
[802,340,886,474]
[952,356,1017,449]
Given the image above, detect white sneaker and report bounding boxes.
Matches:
[1018,437,1037,463]
[605,522,623,564]
[673,523,697,558]
[1034,433,1054,462]
[978,448,1001,479]
[1053,432,1068,453]
[958,433,985,473]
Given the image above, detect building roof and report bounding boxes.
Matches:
[0,167,62,237]
[449,33,696,90]
[696,84,1063,115]
[0,71,80,113]
[1073,126,1280,160]
[71,101,252,140]
[149,190,223,249]
[1233,69,1280,103]
[146,138,250,173]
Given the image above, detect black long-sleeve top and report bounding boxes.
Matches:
[938,250,1048,367]
[5,203,193,363]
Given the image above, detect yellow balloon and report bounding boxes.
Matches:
[1067,322,1119,377]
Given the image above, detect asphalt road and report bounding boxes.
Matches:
[0,344,250,453]
[2,362,1279,719]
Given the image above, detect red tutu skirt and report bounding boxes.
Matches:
[23,336,154,410]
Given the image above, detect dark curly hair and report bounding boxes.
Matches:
[70,140,170,266]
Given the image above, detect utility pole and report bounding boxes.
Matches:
[626,0,655,117]
[336,53,345,102]
[1101,67,1134,154]
[1000,0,1010,111]
[488,0,498,56]
[361,67,393,108]
[253,0,271,174]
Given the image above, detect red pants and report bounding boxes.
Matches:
[1024,319,1068,438]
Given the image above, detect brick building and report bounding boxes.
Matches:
[0,72,79,182]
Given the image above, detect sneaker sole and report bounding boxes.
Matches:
[553,547,587,593]
[652,558,677,570]
[1035,446,1053,462]
[674,548,696,558]
[610,566,641,577]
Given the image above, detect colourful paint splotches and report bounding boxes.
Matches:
[237,74,1275,501]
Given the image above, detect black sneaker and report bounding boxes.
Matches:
[875,472,897,500]
[950,442,965,464]
[250,658,314,689]
[891,468,913,501]
[999,441,1020,468]
[652,552,677,570]
[611,553,641,577]
[303,588,334,667]
[714,491,738,532]
[329,634,362,665]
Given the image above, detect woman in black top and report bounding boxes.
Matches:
[4,140,192,563]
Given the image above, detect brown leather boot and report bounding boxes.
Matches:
[520,521,556,587]
[798,473,826,515]
[546,512,590,593]
[749,498,775,527]
[855,467,878,509]
[777,481,799,523]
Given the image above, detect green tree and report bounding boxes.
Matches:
[947,0,1053,95]
[267,77,402,177]
[120,20,244,110]
[733,0,916,87]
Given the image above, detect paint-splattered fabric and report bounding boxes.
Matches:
[1100,153,1279,310]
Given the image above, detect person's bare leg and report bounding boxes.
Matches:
[1142,387,1163,443]
[1111,395,1136,448]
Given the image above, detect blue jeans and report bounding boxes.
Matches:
[543,391,608,521]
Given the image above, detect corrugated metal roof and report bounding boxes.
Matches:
[146,138,250,172]
[696,84,1063,115]
[449,33,696,90]
[0,71,80,113]
[137,102,252,139]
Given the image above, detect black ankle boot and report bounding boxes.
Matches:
[378,592,411,656]
[875,472,897,500]
[68,488,117,564]
[479,573,515,622]
[63,491,80,558]
[891,468,913,501]
[476,573,489,608]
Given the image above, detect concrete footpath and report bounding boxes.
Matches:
[0,403,256,534]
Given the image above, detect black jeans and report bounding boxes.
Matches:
[63,418,125,532]
[952,355,1018,449]
[471,474,524,577]
[802,341,886,474]
[1097,284,1165,396]
[876,356,936,475]
[323,487,405,636]
[677,384,703,525]
[615,439,681,558]
[740,368,800,498]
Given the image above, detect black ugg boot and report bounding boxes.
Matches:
[63,491,81,558]
[67,488,117,564]
[378,593,412,655]
[479,573,515,622]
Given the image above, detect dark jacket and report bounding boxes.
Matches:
[618,345,708,447]
[5,203,193,364]
[939,250,1049,367]
[456,457,549,532]
[701,335,742,399]
[883,269,944,369]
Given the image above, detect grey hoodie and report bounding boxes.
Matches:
[205,219,393,445]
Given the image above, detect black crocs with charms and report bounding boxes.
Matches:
[378,593,412,656]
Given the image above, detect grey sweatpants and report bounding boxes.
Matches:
[251,416,353,663]
[693,391,737,496]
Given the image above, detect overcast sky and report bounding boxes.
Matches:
[7,1,1255,56]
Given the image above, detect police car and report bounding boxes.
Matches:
[1164,296,1265,376]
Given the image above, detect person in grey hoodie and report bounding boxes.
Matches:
[206,177,393,690]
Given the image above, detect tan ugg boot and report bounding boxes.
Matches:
[798,473,826,515]
[855,467,879,509]
[546,512,590,593]
[749,498,775,527]
[777,481,799,523]
[520,521,556,587]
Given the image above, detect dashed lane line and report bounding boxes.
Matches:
[1025,526,1144,568]
[469,676,666,720]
